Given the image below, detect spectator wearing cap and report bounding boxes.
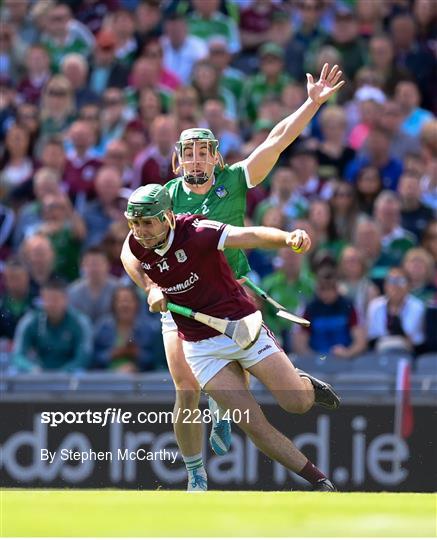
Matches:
[133,115,177,188]
[348,85,385,151]
[293,265,367,358]
[398,171,434,241]
[80,166,124,250]
[207,37,245,103]
[390,13,435,110]
[12,278,92,373]
[161,12,208,85]
[322,6,367,80]
[68,247,119,326]
[0,258,32,341]
[241,43,291,123]
[345,126,403,190]
[61,53,99,109]
[367,267,425,354]
[16,45,52,106]
[187,0,241,55]
[373,190,417,266]
[88,29,130,95]
[394,80,434,138]
[41,3,93,72]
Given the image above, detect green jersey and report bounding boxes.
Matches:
[165,163,251,278]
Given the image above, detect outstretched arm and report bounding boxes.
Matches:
[223,226,311,253]
[244,64,345,186]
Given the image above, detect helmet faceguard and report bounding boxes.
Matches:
[172,128,224,185]
[124,184,175,249]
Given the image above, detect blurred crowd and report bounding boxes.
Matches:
[0,0,436,374]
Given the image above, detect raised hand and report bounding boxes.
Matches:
[306,63,345,105]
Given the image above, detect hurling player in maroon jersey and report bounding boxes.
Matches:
[121,184,339,491]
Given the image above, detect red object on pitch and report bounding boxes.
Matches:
[395,359,414,439]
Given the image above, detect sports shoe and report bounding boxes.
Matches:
[313,478,336,491]
[208,395,232,455]
[187,470,208,492]
[297,369,341,410]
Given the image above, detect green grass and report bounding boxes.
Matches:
[1,490,435,537]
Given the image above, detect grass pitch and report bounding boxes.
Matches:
[1,490,435,537]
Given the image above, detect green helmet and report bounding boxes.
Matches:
[175,128,218,154]
[124,184,172,222]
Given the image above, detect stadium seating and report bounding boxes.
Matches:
[350,351,413,375]
[415,353,437,374]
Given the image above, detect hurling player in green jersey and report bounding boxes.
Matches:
[123,64,345,491]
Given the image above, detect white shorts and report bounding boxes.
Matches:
[182,325,282,388]
[161,311,178,334]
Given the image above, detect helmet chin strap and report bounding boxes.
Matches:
[184,171,212,185]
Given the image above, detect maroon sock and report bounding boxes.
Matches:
[298,460,327,485]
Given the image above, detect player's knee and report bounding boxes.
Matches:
[175,385,201,410]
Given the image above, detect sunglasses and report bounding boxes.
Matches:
[103,98,123,106]
[387,276,408,287]
[48,89,68,97]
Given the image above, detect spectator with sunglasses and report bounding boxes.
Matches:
[367,267,425,353]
